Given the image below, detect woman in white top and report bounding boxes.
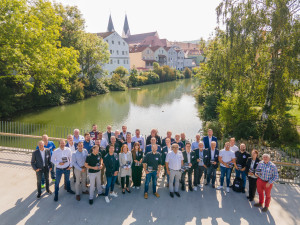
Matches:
[119,144,132,194]
[245,149,260,201]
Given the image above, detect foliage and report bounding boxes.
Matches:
[183,68,192,78]
[105,74,127,91]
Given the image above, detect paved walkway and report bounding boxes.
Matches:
[0,150,299,225]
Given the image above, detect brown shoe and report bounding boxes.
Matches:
[262,207,268,212]
[154,192,160,198]
[76,195,80,201]
[144,193,148,199]
[254,203,263,207]
[82,191,89,195]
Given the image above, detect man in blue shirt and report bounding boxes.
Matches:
[191,134,201,150]
[83,133,94,154]
[203,129,218,150]
[35,134,57,187]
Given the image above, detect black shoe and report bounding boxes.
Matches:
[122,190,125,194]
[47,190,52,195]
[54,195,58,201]
[247,196,250,199]
[229,184,233,188]
[67,190,75,194]
[181,186,185,191]
[37,193,41,199]
[205,183,209,186]
[212,185,215,188]
[189,187,193,192]
[170,192,174,198]
[175,192,181,197]
[126,189,131,193]
[249,198,254,201]
[242,189,245,193]
[89,199,93,205]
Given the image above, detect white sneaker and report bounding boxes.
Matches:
[226,187,230,193]
[101,185,106,189]
[200,184,203,188]
[193,187,197,191]
[217,186,223,190]
[132,186,136,189]
[110,192,118,197]
[136,186,140,190]
[105,196,110,203]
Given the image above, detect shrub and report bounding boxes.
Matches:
[105,74,127,91]
[202,120,223,140]
[183,67,192,78]
[114,66,128,78]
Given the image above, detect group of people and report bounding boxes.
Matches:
[31,125,279,212]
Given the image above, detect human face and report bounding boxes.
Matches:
[199,143,204,150]
[123,145,128,153]
[208,129,213,137]
[263,155,270,163]
[74,130,79,137]
[59,140,65,149]
[186,144,191,152]
[230,138,235,146]
[172,144,179,153]
[211,142,216,150]
[98,132,103,139]
[240,144,246,152]
[151,129,156,136]
[111,136,116,144]
[181,133,185,140]
[175,135,180,141]
[196,134,200,141]
[122,126,127,133]
[38,142,44,151]
[67,136,73,144]
[109,146,114,155]
[93,145,99,155]
[167,131,172,138]
[77,142,83,151]
[151,138,156,145]
[95,140,101,146]
[166,138,171,146]
[152,144,157,153]
[107,126,112,132]
[135,129,140,136]
[225,142,230,150]
[251,150,258,159]
[42,135,48,144]
[115,131,120,136]
[92,125,97,132]
[85,134,90,142]
[126,134,131,142]
[134,143,140,150]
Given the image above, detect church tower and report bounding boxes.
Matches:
[122,14,131,38]
[107,14,115,32]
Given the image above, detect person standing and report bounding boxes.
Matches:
[95,138,107,187]
[97,132,109,149]
[254,154,278,212]
[72,141,89,201]
[181,142,196,191]
[235,143,251,193]
[193,142,206,190]
[51,139,75,201]
[174,134,184,151]
[143,144,162,199]
[245,149,260,201]
[119,144,132,194]
[217,142,236,193]
[119,125,130,142]
[66,134,77,183]
[180,133,187,149]
[83,133,94,154]
[103,144,119,203]
[131,142,144,189]
[132,129,145,151]
[161,131,175,147]
[229,137,239,153]
[123,133,135,151]
[191,134,201,151]
[106,136,121,155]
[162,138,172,187]
[103,125,115,144]
[89,124,99,140]
[204,141,219,188]
[85,145,103,205]
[203,129,218,150]
[165,143,183,198]
[31,140,52,198]
[145,137,162,154]
[73,129,84,144]
[146,129,162,146]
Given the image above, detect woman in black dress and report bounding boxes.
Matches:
[131,142,144,189]
[245,149,260,201]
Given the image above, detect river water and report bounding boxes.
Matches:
[13,79,202,140]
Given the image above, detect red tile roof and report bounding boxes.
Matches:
[129,46,149,53]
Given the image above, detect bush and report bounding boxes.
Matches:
[201,93,219,121]
[202,120,223,140]
[144,71,160,84]
[105,74,127,91]
[68,79,85,102]
[184,67,192,78]
[114,66,128,78]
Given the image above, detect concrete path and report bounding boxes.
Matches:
[0,150,299,225]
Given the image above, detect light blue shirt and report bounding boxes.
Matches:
[73,135,84,144]
[191,141,200,150]
[199,150,204,166]
[72,149,88,171]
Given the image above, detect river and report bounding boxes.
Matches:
[13,79,202,140]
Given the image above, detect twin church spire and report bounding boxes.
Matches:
[107,14,131,38]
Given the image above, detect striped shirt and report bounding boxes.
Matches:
[256,161,278,184]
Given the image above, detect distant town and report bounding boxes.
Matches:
[95,14,204,75]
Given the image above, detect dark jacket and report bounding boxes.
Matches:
[161,137,175,147]
[122,141,135,151]
[31,149,52,171]
[146,135,162,146]
[145,144,162,154]
[118,132,131,142]
[161,146,170,165]
[203,148,219,169]
[103,153,120,177]
[182,150,197,168]
[245,157,260,176]
[202,136,218,150]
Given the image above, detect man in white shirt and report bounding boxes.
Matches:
[132,129,145,151]
[229,137,239,153]
[165,143,183,198]
[51,139,75,201]
[217,142,236,193]
[98,131,108,148]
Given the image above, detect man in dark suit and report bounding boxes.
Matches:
[204,141,219,188]
[203,129,218,150]
[31,140,53,198]
[119,125,130,142]
[145,137,162,154]
[161,131,175,147]
[181,142,197,191]
[193,142,207,190]
[122,133,135,151]
[146,129,162,146]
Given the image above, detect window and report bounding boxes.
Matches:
[147,50,150,54]
[116,50,119,55]
[117,59,120,64]
[118,41,120,45]
[122,51,124,55]
[112,40,114,44]
[124,59,126,64]
[110,59,113,64]
[110,50,113,54]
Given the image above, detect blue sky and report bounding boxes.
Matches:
[54,0,222,41]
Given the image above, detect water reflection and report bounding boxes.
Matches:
[14,79,202,139]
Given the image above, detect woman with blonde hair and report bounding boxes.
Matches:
[131,142,144,189]
[119,144,132,194]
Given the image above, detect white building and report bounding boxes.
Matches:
[97,31,130,76]
[165,46,177,69]
[176,49,185,71]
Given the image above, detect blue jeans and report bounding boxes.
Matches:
[105,176,117,196]
[144,171,157,193]
[55,168,71,196]
[235,169,247,188]
[206,166,216,185]
[220,166,232,187]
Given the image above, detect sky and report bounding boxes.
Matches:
[53,0,222,42]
